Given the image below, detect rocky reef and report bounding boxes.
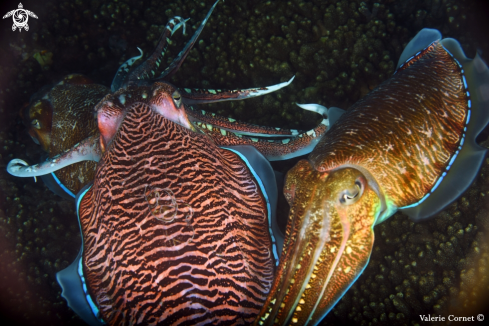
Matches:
[0,0,488,325]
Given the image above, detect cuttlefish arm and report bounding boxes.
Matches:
[7,134,101,177]
[189,103,343,160]
[181,76,295,105]
[196,117,329,161]
[255,161,382,325]
[187,105,301,137]
[156,0,220,81]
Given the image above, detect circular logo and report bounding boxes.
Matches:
[478,314,484,322]
[13,10,27,27]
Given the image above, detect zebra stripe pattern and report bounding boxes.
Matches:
[79,102,275,325]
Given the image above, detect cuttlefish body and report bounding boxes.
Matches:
[57,81,282,325]
[256,29,489,325]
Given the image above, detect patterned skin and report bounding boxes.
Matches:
[257,164,380,325]
[19,74,106,196]
[195,118,328,161]
[255,31,489,325]
[311,42,468,210]
[79,83,276,325]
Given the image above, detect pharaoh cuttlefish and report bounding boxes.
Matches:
[6,2,489,326]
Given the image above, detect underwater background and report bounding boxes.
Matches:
[0,0,488,325]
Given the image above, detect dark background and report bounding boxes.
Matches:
[0,0,488,325]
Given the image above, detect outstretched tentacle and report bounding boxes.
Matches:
[180,76,295,105]
[125,16,188,86]
[7,135,101,178]
[186,105,301,138]
[189,101,341,160]
[111,47,144,92]
[195,118,329,161]
[157,0,220,80]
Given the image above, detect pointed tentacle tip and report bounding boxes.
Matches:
[7,159,38,182]
[172,17,190,36]
[296,103,328,117]
[264,75,295,93]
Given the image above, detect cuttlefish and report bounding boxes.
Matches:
[255,29,489,325]
[12,0,328,200]
[7,4,488,324]
[5,1,331,325]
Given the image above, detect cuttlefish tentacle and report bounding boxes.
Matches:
[111,14,189,91]
[110,47,144,92]
[180,76,295,105]
[195,117,329,161]
[255,28,489,326]
[156,0,220,81]
[187,101,343,139]
[125,16,189,87]
[187,105,301,137]
[7,134,101,177]
[188,101,343,160]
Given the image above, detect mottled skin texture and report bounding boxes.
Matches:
[311,42,468,208]
[21,74,106,194]
[186,107,299,136]
[255,41,474,325]
[193,118,327,161]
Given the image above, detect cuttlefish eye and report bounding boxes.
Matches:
[339,178,365,205]
[31,119,41,129]
[172,91,182,108]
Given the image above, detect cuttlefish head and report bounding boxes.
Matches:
[19,74,97,152]
[257,159,383,326]
[96,81,196,153]
[7,81,195,179]
[20,97,52,151]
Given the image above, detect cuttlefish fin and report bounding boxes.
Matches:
[400,31,489,220]
[57,253,104,326]
[256,162,382,326]
[296,103,346,127]
[57,184,104,326]
[396,28,442,71]
[221,145,283,257]
[7,134,101,178]
[40,173,76,200]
